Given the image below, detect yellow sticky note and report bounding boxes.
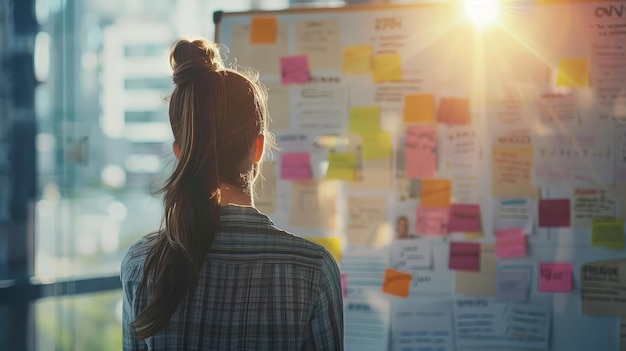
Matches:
[421,179,452,208]
[382,268,412,298]
[250,17,277,44]
[404,94,435,123]
[342,45,372,74]
[326,152,356,181]
[361,132,391,160]
[304,236,342,263]
[591,218,625,249]
[464,232,484,241]
[492,146,538,198]
[349,106,380,134]
[556,58,589,87]
[373,53,402,83]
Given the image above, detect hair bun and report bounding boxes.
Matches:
[169,38,224,86]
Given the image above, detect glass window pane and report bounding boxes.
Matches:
[35,290,122,351]
[32,0,259,279]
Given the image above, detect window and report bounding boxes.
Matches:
[1,0,261,349]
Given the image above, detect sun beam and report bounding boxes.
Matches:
[465,0,500,28]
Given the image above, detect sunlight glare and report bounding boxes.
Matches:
[465,0,499,28]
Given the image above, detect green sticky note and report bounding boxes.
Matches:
[591,218,625,249]
[326,152,356,181]
[361,132,391,160]
[349,106,380,134]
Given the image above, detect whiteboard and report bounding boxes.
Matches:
[215,1,626,350]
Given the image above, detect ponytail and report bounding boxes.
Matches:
[131,38,268,339]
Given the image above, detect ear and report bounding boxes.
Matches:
[253,134,265,163]
[173,142,180,159]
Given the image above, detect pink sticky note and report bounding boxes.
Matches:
[539,199,570,227]
[437,98,470,125]
[449,242,480,271]
[448,204,481,232]
[280,55,309,84]
[280,152,311,180]
[405,125,437,179]
[416,206,449,236]
[539,262,572,292]
[495,228,527,259]
[340,273,347,298]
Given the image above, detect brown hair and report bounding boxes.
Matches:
[132,38,272,339]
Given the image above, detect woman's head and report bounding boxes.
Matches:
[133,38,272,339]
[168,38,270,193]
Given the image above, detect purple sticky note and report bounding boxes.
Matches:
[496,270,530,302]
[340,273,347,298]
[437,98,470,125]
[449,242,480,271]
[539,262,572,292]
[280,152,311,180]
[538,199,570,227]
[280,55,309,84]
[495,228,526,259]
[416,206,449,237]
[448,204,481,232]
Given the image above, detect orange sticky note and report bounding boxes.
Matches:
[404,94,435,123]
[373,53,402,83]
[421,179,452,208]
[250,17,277,44]
[382,268,412,297]
[556,58,589,87]
[342,45,372,74]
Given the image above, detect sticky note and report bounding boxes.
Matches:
[496,270,530,302]
[464,232,484,241]
[349,106,380,134]
[280,152,311,180]
[572,188,616,228]
[495,228,527,259]
[303,236,341,263]
[454,243,496,295]
[405,125,437,179]
[372,53,402,83]
[591,218,625,249]
[250,17,277,44]
[342,45,372,74]
[492,146,538,198]
[448,204,481,232]
[340,273,347,297]
[361,132,391,160]
[280,55,309,84]
[538,199,570,227]
[556,58,589,87]
[449,242,481,271]
[416,206,449,236]
[381,268,412,297]
[326,152,356,181]
[437,98,470,125]
[403,94,435,123]
[539,262,572,292]
[421,179,452,208]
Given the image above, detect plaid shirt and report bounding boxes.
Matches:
[121,205,344,350]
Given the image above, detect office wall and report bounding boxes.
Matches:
[215,2,626,350]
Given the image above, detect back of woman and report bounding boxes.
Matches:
[120,38,343,351]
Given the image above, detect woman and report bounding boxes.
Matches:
[121,38,343,350]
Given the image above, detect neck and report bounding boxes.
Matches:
[219,182,252,207]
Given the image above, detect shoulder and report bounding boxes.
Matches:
[120,235,152,282]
